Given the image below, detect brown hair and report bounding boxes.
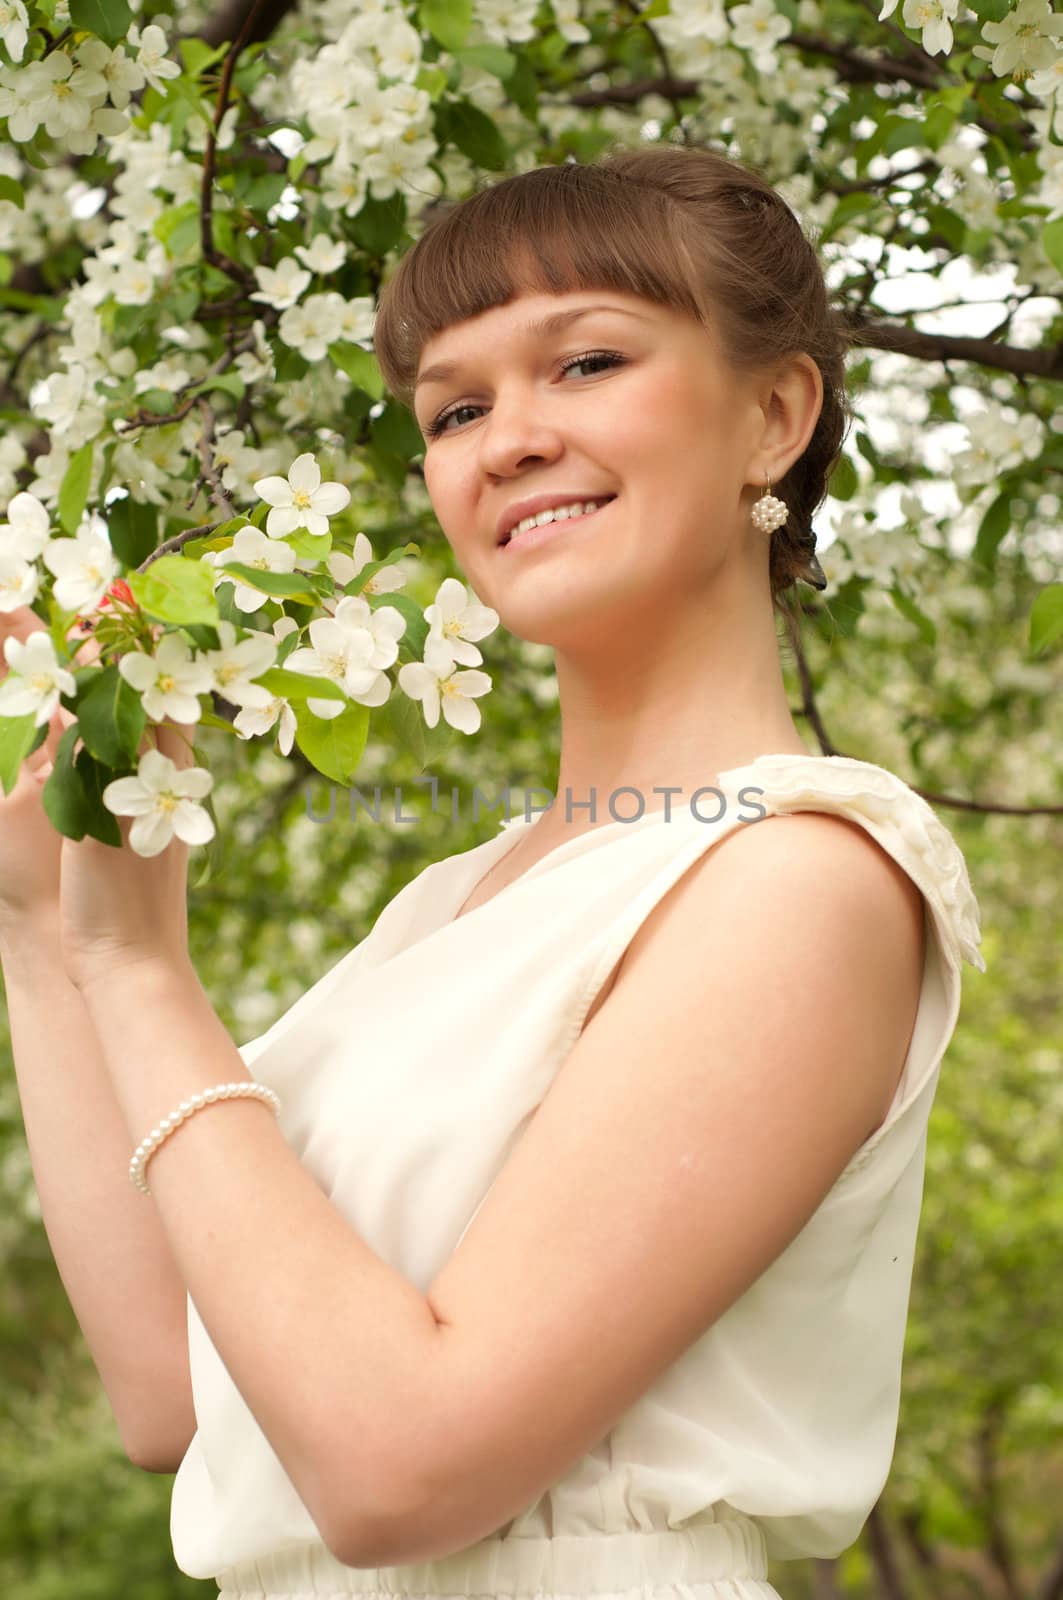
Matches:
[373,144,853,605]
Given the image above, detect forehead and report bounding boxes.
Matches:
[414,291,673,390]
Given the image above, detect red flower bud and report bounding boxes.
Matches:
[109,579,136,606]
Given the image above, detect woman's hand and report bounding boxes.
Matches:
[0,606,97,941]
[58,717,198,996]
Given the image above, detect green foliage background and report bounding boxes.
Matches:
[1,0,1061,1593]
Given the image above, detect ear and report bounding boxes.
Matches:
[752,353,824,483]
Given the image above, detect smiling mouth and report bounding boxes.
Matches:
[500,496,617,548]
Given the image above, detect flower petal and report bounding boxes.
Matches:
[309,482,350,516]
[253,475,294,507]
[172,799,215,846]
[129,809,175,857]
[288,453,320,494]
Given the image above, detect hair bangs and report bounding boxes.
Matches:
[372,163,707,409]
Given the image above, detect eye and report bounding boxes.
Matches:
[423,348,628,439]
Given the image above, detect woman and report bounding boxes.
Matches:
[1,147,984,1600]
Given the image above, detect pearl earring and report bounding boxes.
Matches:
[751,475,789,534]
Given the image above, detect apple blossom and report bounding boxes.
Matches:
[253,452,351,538]
[102,747,215,858]
[0,629,76,726]
[117,632,215,723]
[200,620,278,710]
[41,527,118,615]
[0,491,51,562]
[213,526,299,611]
[423,578,500,669]
[397,655,493,735]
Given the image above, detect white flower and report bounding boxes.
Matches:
[728,0,792,63]
[200,618,277,709]
[277,291,346,361]
[232,696,297,755]
[0,491,51,561]
[285,593,405,716]
[102,747,215,859]
[41,528,118,615]
[333,294,376,345]
[34,52,107,140]
[397,654,492,735]
[322,531,406,614]
[0,629,76,726]
[249,255,312,311]
[253,451,351,538]
[230,614,300,740]
[133,357,192,394]
[894,0,959,53]
[75,38,145,108]
[971,0,1062,77]
[0,549,39,611]
[423,577,499,669]
[117,631,215,722]
[0,61,44,142]
[212,525,299,612]
[293,234,347,275]
[0,0,29,64]
[233,319,274,386]
[126,23,181,95]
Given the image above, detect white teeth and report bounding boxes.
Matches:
[507,498,611,542]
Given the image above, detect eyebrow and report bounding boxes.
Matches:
[414,304,651,391]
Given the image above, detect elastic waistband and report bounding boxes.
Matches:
[216,1516,770,1597]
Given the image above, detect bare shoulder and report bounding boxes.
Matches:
[610,808,927,1133]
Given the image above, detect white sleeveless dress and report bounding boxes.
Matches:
[168,753,985,1599]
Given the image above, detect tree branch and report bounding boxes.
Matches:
[839,308,1063,382]
[198,0,299,50]
[195,396,238,519]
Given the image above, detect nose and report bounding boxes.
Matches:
[477,387,565,478]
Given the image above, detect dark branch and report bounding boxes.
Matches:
[198,0,299,50]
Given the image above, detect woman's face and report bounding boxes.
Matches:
[412,286,775,645]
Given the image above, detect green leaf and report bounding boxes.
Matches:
[74,664,148,767]
[255,668,347,702]
[69,0,133,46]
[436,97,509,170]
[371,401,424,461]
[381,683,427,772]
[369,591,425,656]
[153,201,201,255]
[214,562,322,602]
[1029,583,1063,654]
[328,341,384,399]
[827,451,858,502]
[889,585,937,645]
[137,387,177,416]
[127,554,220,625]
[973,486,1014,569]
[105,495,158,568]
[415,64,449,100]
[191,371,246,401]
[41,725,91,841]
[421,0,472,50]
[178,37,231,76]
[58,443,94,535]
[1041,218,1063,276]
[0,713,42,797]
[74,745,123,846]
[0,176,25,209]
[241,171,290,212]
[452,44,516,78]
[294,700,371,785]
[284,529,331,561]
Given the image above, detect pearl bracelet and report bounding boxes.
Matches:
[129,1081,282,1196]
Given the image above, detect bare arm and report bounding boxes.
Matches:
[2,917,196,1472]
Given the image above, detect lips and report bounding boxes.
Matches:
[499,495,617,547]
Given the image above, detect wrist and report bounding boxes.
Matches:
[0,908,65,975]
[73,949,199,1011]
